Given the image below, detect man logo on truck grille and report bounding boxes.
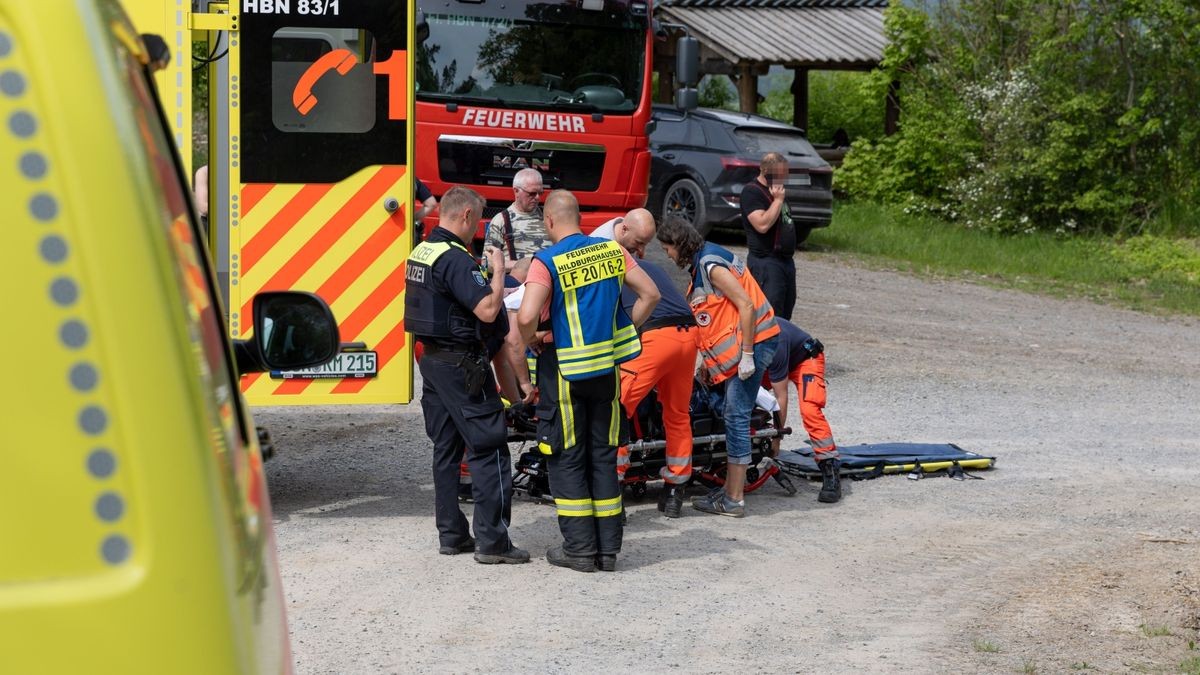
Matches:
[493,154,550,171]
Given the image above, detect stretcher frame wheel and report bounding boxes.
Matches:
[693,459,778,495]
[627,481,648,500]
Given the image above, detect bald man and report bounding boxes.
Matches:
[592,209,698,517]
[591,208,657,259]
[519,191,660,572]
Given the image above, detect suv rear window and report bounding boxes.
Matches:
[733,128,813,157]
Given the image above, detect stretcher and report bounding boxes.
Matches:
[508,381,797,501]
[775,443,996,480]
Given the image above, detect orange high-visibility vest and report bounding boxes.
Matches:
[687,243,780,385]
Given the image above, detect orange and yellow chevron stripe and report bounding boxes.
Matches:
[230,165,413,405]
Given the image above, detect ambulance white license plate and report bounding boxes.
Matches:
[272,351,378,379]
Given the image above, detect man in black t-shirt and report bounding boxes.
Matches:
[740,152,796,320]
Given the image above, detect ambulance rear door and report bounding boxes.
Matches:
[217,0,414,405]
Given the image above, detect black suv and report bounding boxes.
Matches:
[647,106,833,243]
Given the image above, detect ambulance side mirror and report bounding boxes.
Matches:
[234,291,340,375]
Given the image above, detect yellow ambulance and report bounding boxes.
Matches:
[0,1,337,671]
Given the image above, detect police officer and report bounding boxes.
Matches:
[517,190,660,572]
[404,186,529,565]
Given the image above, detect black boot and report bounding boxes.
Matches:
[818,458,842,503]
[661,484,685,519]
[546,546,597,573]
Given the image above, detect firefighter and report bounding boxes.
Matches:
[517,191,660,572]
[766,318,841,503]
[657,216,780,518]
[404,186,529,565]
[593,209,698,518]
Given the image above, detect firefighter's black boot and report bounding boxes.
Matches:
[817,458,842,503]
[661,484,685,519]
[546,546,597,573]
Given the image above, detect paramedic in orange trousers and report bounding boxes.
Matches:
[593,209,698,518]
[766,318,841,502]
[657,216,780,518]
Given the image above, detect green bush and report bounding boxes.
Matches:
[1110,235,1200,287]
[698,75,737,111]
[837,0,1200,236]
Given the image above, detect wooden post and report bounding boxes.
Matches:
[653,37,676,104]
[885,79,901,135]
[791,67,809,131]
[657,69,675,104]
[737,62,758,114]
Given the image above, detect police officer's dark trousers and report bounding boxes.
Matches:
[537,348,623,557]
[418,350,514,555]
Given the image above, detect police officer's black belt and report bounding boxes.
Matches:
[640,315,698,332]
[421,341,483,359]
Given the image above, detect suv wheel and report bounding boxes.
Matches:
[662,178,707,234]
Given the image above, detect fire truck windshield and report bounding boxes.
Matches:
[417,12,645,114]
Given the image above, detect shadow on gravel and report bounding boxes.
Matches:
[494,479,855,572]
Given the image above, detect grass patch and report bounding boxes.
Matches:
[1180,656,1200,675]
[1021,658,1039,674]
[1139,623,1174,637]
[973,639,1001,653]
[811,202,1200,316]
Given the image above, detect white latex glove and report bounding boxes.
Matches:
[737,350,756,380]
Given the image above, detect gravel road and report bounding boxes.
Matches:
[257,242,1200,674]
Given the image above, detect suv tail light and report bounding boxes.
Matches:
[721,156,758,170]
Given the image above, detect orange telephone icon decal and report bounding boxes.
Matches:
[293,49,357,116]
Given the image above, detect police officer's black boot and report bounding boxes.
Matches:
[817,458,842,503]
[596,554,617,572]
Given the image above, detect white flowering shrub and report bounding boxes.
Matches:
[836,0,1200,235]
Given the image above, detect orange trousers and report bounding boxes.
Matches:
[617,326,697,485]
[788,353,838,460]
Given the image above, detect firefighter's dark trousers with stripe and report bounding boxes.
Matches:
[536,349,623,557]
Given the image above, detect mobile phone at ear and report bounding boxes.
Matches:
[765,173,774,187]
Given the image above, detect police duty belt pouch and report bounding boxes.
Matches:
[461,352,489,396]
[776,443,995,481]
[459,400,509,451]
